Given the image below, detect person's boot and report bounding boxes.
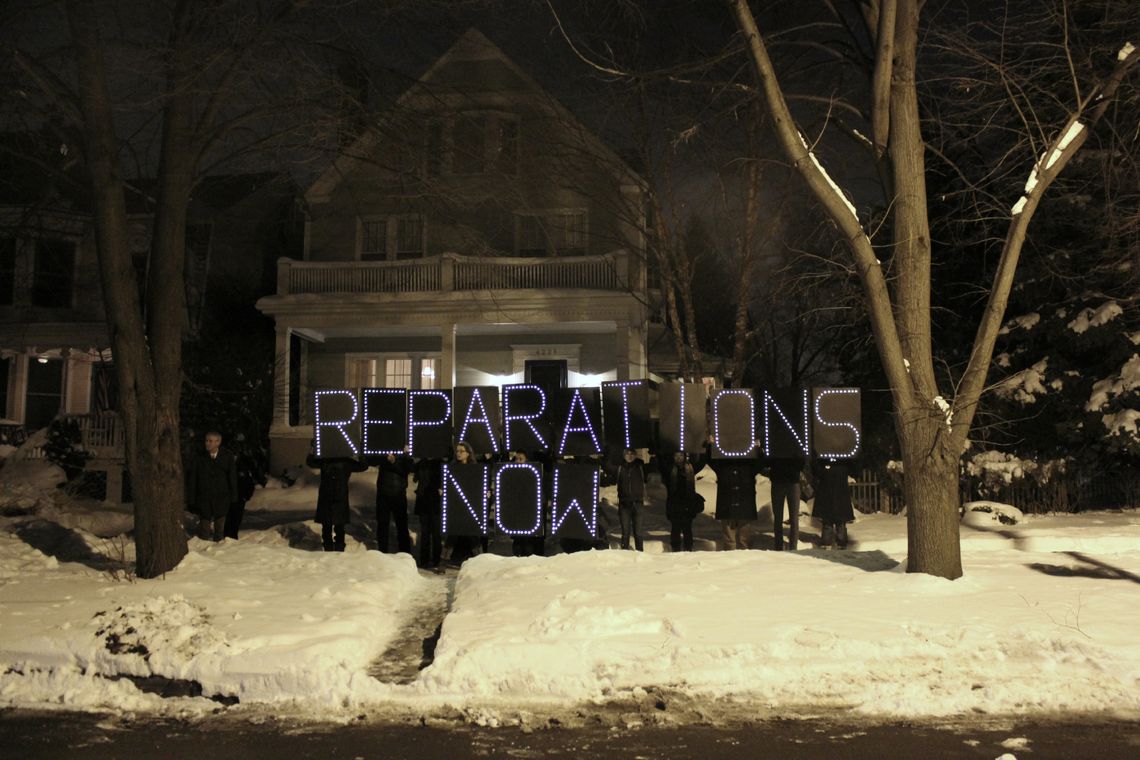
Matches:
[836,523,848,550]
[820,523,836,549]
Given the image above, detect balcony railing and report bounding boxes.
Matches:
[279,252,631,296]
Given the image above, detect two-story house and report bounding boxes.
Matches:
[0,136,297,498]
[257,29,658,472]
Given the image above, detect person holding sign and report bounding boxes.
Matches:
[811,457,856,549]
[767,455,806,551]
[660,450,706,552]
[606,447,648,551]
[367,449,413,555]
[707,439,764,551]
[441,441,485,566]
[413,458,443,569]
[306,441,367,552]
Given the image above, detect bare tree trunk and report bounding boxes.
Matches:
[67,0,188,578]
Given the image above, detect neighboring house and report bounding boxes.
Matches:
[0,137,297,498]
[257,29,660,472]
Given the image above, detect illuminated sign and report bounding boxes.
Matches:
[408,390,452,458]
[453,386,502,456]
[502,384,550,453]
[313,389,360,459]
[361,388,406,456]
[812,387,861,459]
[710,388,758,458]
[312,384,861,460]
[658,382,708,454]
[493,462,544,536]
[552,387,602,456]
[601,380,653,451]
[441,462,489,536]
[550,462,600,542]
[762,388,811,458]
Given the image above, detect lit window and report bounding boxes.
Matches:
[420,357,440,390]
[385,358,412,389]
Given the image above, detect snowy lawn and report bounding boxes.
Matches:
[2,463,1139,722]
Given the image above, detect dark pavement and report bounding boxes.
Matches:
[3,709,1139,759]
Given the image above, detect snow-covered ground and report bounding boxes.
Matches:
[2,460,1139,726]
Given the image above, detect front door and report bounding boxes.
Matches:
[525,359,567,393]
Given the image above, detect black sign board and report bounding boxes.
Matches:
[549,463,600,542]
[407,390,453,458]
[811,387,862,459]
[502,384,552,453]
[601,380,653,451]
[313,389,361,460]
[658,382,707,453]
[360,388,407,456]
[760,388,811,459]
[551,387,603,456]
[441,463,489,536]
[453,386,502,457]
[710,388,757,459]
[493,462,544,537]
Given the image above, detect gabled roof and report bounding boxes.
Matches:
[306,28,645,203]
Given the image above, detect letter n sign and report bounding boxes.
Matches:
[441,463,489,536]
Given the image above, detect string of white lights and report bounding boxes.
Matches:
[314,389,360,457]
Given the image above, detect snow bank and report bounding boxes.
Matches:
[416,538,1140,717]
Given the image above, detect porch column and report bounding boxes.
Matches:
[615,319,648,381]
[272,323,291,429]
[440,322,456,388]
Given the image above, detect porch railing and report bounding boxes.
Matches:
[280,252,629,296]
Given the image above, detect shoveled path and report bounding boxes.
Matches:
[367,568,456,684]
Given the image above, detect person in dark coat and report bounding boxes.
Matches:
[811,457,856,549]
[506,450,546,557]
[441,441,485,566]
[367,449,413,554]
[606,447,648,551]
[659,450,706,552]
[414,458,443,569]
[187,430,238,542]
[767,455,806,551]
[224,449,267,540]
[707,441,764,551]
[306,443,367,552]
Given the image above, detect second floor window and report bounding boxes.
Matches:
[359,215,425,261]
[516,211,588,257]
[31,238,75,308]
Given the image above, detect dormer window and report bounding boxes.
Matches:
[426,112,519,177]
